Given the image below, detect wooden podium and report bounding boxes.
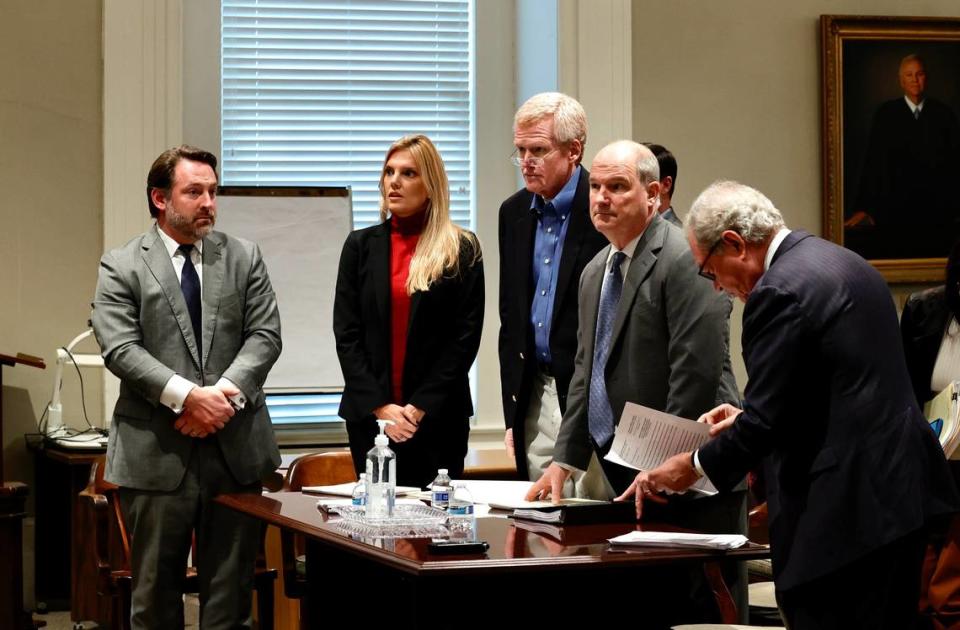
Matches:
[1,352,45,629]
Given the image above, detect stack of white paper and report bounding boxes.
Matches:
[608,530,749,550]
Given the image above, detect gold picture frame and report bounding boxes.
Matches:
[821,15,960,283]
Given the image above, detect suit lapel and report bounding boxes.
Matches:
[580,247,608,370]
[141,225,201,369]
[552,168,590,328]
[369,223,391,328]
[200,233,225,369]
[608,217,666,350]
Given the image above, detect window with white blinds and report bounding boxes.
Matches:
[220,0,475,230]
[220,0,475,435]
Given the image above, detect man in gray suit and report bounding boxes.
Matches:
[527,139,738,501]
[526,140,744,625]
[92,145,281,629]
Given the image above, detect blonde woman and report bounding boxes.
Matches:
[333,134,484,487]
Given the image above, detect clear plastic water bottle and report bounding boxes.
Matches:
[365,420,396,520]
[447,481,476,540]
[429,468,452,509]
[351,473,367,506]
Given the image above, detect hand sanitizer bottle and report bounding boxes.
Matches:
[365,420,396,520]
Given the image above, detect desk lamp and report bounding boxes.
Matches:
[46,327,109,442]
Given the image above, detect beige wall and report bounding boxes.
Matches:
[631,0,956,386]
[0,1,103,485]
[2,0,955,478]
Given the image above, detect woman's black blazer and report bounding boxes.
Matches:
[333,221,484,425]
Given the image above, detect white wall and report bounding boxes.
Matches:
[7,0,954,483]
[630,0,956,385]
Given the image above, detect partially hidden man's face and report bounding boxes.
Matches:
[513,117,581,199]
[155,159,218,242]
[899,59,927,103]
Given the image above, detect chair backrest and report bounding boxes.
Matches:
[280,451,357,600]
[84,454,132,569]
[284,451,357,491]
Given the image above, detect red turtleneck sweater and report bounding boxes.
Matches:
[390,212,425,403]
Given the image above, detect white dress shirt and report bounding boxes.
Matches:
[155,228,243,413]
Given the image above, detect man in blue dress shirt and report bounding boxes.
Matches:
[498,92,609,497]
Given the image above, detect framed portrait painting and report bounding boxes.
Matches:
[821,15,960,282]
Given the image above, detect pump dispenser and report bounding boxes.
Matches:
[365,420,396,519]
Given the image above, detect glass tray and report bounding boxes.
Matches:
[335,504,450,538]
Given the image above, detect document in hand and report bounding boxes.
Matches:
[604,402,718,494]
[924,381,960,459]
[511,499,637,525]
[608,530,749,550]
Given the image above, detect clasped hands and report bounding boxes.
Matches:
[173,383,241,439]
[373,403,425,443]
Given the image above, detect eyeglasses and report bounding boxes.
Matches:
[698,240,723,282]
[509,147,559,167]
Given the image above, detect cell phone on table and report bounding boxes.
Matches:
[427,540,489,555]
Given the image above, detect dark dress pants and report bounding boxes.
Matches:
[118,439,262,630]
[777,528,927,630]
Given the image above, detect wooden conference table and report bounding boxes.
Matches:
[217,491,768,628]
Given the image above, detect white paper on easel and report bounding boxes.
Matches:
[604,402,717,495]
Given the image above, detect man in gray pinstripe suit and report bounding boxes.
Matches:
[92,145,281,629]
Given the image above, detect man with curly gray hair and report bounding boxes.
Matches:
[627,179,960,629]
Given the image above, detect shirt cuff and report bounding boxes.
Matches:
[160,375,196,413]
[692,449,707,479]
[554,460,585,475]
[216,377,247,411]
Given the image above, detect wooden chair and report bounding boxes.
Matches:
[78,455,277,630]
[279,451,356,626]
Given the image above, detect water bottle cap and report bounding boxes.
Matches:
[438,468,448,475]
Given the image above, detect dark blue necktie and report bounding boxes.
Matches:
[589,251,626,448]
[178,244,202,348]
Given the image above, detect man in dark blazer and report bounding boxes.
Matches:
[499,92,609,496]
[632,180,960,629]
[92,146,282,629]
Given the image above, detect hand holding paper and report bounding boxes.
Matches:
[605,402,717,494]
[697,402,743,437]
